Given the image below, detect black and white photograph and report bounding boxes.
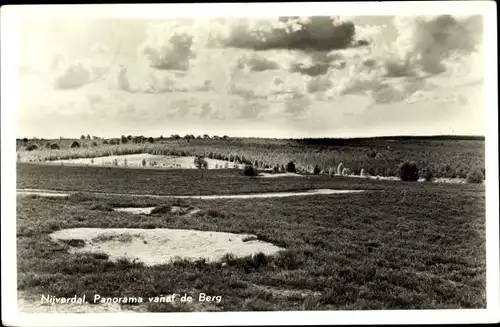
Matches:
[1,2,499,326]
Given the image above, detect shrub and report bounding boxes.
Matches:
[70,141,80,148]
[243,165,259,177]
[272,165,279,173]
[194,156,208,169]
[423,166,435,181]
[398,161,419,182]
[103,140,109,145]
[313,165,321,174]
[466,168,484,183]
[25,145,38,151]
[286,161,296,173]
[50,143,60,150]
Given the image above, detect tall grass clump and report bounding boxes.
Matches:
[398,161,419,182]
[466,167,484,183]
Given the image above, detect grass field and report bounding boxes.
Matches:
[16,163,486,311]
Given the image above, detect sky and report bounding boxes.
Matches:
[17,15,485,139]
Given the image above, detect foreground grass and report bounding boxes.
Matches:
[16,165,486,311]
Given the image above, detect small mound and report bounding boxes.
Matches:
[50,228,285,265]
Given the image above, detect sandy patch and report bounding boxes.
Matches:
[113,207,156,215]
[50,228,285,265]
[17,188,364,199]
[112,206,201,216]
[258,172,304,178]
[169,189,364,199]
[52,154,242,170]
[16,189,69,197]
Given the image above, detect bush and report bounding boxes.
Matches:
[70,141,80,148]
[398,161,419,181]
[286,161,296,173]
[194,156,208,169]
[423,166,434,181]
[313,165,321,174]
[25,145,38,151]
[466,168,484,183]
[243,165,259,177]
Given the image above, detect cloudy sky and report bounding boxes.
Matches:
[17,15,485,138]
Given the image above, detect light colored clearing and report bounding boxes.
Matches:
[16,189,69,197]
[170,189,363,199]
[112,206,201,216]
[17,188,364,199]
[113,207,156,215]
[51,154,243,170]
[258,172,304,178]
[50,228,285,265]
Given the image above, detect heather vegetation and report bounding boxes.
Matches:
[16,135,485,181]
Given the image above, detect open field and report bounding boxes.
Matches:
[16,136,485,179]
[16,163,486,311]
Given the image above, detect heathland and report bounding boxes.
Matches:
[15,135,486,311]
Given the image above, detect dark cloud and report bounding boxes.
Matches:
[220,16,359,51]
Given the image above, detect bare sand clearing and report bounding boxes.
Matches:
[50,228,285,265]
[52,154,243,169]
[16,189,69,197]
[17,188,363,199]
[113,207,156,215]
[258,172,304,178]
[113,206,201,216]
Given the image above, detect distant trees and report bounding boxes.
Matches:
[50,143,60,150]
[71,141,80,148]
[203,134,210,139]
[22,138,28,144]
[80,135,86,140]
[147,137,155,143]
[171,134,181,140]
[121,135,128,144]
[86,134,91,140]
[25,144,38,151]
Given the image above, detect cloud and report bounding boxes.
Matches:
[233,53,280,72]
[214,16,359,51]
[390,15,483,76]
[139,22,196,71]
[52,61,92,89]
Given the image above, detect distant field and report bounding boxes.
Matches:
[16,136,485,179]
[16,164,486,311]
